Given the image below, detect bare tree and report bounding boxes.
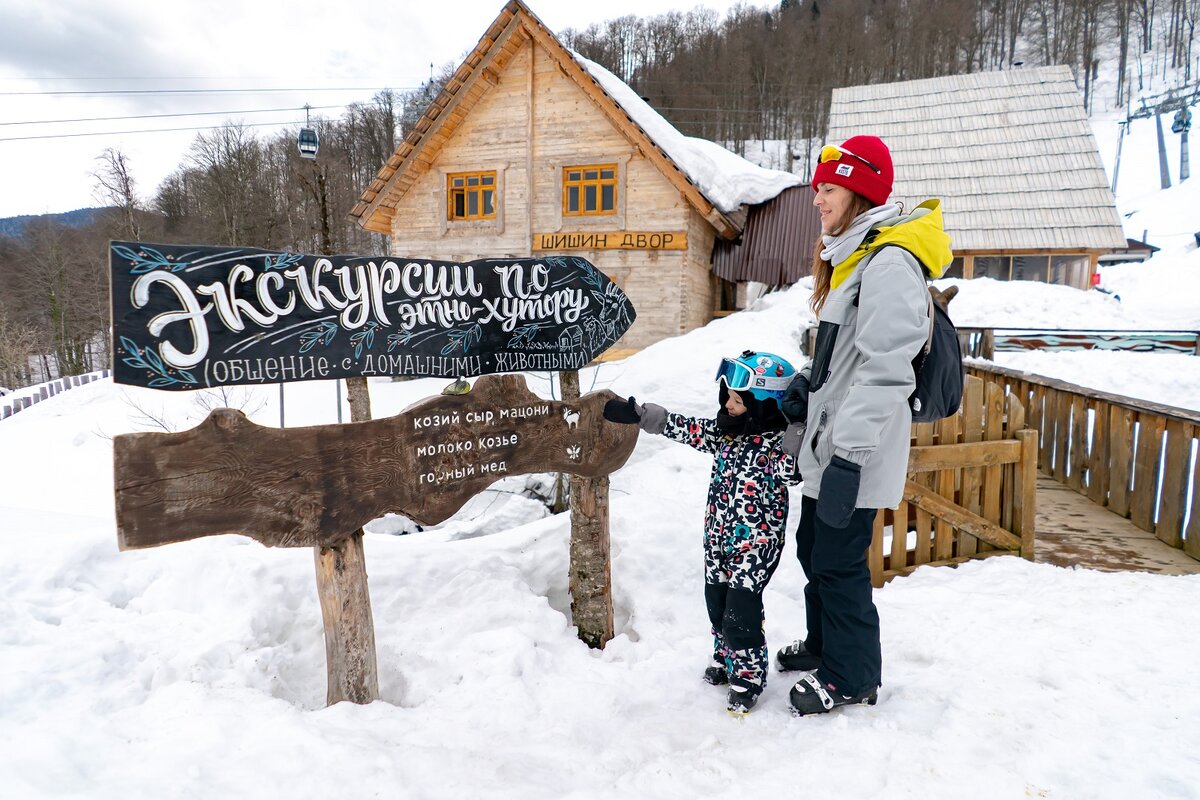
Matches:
[0,307,40,389]
[92,147,141,240]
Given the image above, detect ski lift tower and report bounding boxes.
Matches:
[1172,107,1192,182]
[1121,85,1199,190]
[298,104,319,159]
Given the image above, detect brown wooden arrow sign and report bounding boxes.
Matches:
[114,374,637,550]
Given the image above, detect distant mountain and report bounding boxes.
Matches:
[0,207,110,239]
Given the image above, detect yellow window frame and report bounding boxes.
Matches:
[447,170,497,221]
[563,164,617,217]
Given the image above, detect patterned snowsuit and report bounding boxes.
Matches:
[659,412,801,695]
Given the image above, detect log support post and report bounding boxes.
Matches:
[315,532,379,704]
[560,370,615,649]
[315,374,380,705]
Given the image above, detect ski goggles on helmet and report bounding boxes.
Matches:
[714,357,757,392]
[819,144,882,175]
[714,352,793,395]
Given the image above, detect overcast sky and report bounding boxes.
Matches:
[0,0,755,221]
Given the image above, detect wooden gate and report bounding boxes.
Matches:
[868,375,1039,586]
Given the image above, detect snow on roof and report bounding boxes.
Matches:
[574,53,801,214]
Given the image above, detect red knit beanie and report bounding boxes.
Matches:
[811,135,894,206]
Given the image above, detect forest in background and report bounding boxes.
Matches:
[0,0,1196,389]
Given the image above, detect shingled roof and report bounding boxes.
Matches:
[827,65,1126,252]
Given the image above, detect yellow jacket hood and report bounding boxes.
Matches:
[831,200,954,288]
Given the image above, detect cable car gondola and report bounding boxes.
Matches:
[298,104,319,159]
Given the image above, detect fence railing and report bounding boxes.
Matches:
[0,370,110,421]
[870,374,1038,586]
[967,362,1200,562]
[958,328,1200,359]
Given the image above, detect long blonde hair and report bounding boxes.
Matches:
[809,192,875,315]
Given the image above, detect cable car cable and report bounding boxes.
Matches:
[0,119,305,143]
[0,86,407,97]
[1,104,348,127]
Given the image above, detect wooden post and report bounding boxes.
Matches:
[315,530,379,704]
[868,510,885,588]
[1087,399,1111,506]
[1068,395,1087,493]
[1130,414,1164,534]
[1157,420,1191,548]
[958,377,985,556]
[1186,445,1200,560]
[560,370,614,649]
[315,374,380,705]
[1108,406,1134,518]
[980,382,1005,553]
[982,329,995,360]
[1014,429,1038,560]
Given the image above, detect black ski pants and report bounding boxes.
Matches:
[704,583,764,652]
[795,494,881,697]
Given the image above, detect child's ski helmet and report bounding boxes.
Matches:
[714,350,796,404]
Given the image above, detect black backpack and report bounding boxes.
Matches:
[909,289,964,423]
[846,246,963,423]
[808,247,965,423]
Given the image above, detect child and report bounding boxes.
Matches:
[603,350,803,715]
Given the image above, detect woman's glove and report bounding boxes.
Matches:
[781,421,806,458]
[781,373,811,423]
[816,455,861,529]
[603,396,643,424]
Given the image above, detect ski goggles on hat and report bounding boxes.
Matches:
[819,144,882,175]
[714,356,791,394]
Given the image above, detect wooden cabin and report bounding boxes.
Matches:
[349,0,798,350]
[827,66,1126,288]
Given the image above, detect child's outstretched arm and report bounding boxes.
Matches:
[603,396,721,454]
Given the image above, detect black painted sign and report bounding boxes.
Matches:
[109,242,636,390]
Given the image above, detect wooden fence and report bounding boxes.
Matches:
[869,374,1039,586]
[958,328,1200,359]
[967,362,1200,563]
[0,370,110,421]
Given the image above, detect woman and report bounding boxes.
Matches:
[777,135,952,715]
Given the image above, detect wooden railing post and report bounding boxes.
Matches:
[1014,429,1038,560]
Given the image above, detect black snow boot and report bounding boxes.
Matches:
[703,666,729,686]
[776,639,822,672]
[789,673,877,716]
[726,685,761,716]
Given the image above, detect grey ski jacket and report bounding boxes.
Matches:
[795,243,936,510]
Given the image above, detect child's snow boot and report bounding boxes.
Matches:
[726,684,760,716]
[776,638,822,672]
[703,666,729,686]
[789,673,877,716]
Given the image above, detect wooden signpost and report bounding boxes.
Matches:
[114,376,636,546]
[109,242,634,390]
[113,374,637,704]
[110,243,639,705]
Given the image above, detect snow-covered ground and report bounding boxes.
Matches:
[4,44,1200,800]
[3,266,1199,799]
